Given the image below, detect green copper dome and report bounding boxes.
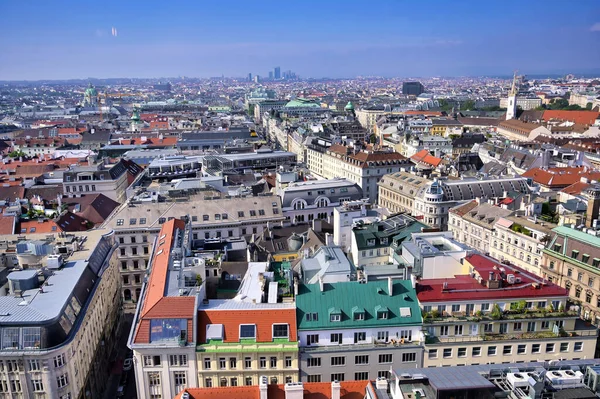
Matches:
[345,101,354,111]
[84,83,98,97]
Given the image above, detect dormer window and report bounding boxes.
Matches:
[375,305,389,320]
[352,307,365,321]
[329,308,342,322]
[366,239,376,247]
[380,238,388,245]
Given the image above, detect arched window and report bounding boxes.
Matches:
[135,288,141,300]
[123,289,132,301]
[292,199,306,210]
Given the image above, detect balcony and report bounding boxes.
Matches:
[422,309,579,324]
[197,341,298,354]
[300,340,422,353]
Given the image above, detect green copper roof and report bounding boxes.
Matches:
[285,98,321,108]
[84,83,98,97]
[345,101,354,110]
[552,225,600,247]
[296,280,422,330]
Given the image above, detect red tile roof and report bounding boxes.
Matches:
[560,181,591,195]
[141,219,187,316]
[326,145,407,169]
[0,216,16,234]
[404,110,443,116]
[175,381,368,399]
[134,219,196,344]
[197,308,297,343]
[416,254,567,302]
[17,219,62,234]
[410,149,442,167]
[542,110,600,125]
[522,166,600,188]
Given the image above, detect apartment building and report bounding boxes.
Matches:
[350,214,427,271]
[448,201,512,254]
[419,254,597,367]
[296,278,423,383]
[379,172,532,229]
[491,216,556,276]
[542,225,600,324]
[196,262,299,388]
[279,178,363,224]
[377,172,429,215]
[310,144,411,203]
[0,229,120,399]
[62,159,143,203]
[332,200,387,253]
[103,193,284,306]
[129,219,201,399]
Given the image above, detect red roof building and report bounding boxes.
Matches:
[522,166,600,190]
[417,253,568,304]
[410,149,442,168]
[175,380,369,399]
[542,110,600,126]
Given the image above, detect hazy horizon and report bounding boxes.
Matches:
[1,0,599,81]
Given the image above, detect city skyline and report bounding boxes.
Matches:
[1,0,599,80]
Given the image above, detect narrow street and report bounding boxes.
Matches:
[103,313,137,399]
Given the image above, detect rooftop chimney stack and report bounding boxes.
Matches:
[388,276,393,296]
[375,377,388,390]
[259,376,268,399]
[331,380,341,399]
[284,382,304,399]
[319,276,324,292]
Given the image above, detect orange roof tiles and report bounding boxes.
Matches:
[404,110,443,116]
[542,110,600,125]
[0,216,15,234]
[197,309,297,343]
[141,219,186,316]
[522,166,600,188]
[560,181,591,195]
[410,149,442,167]
[17,219,62,234]
[134,218,196,345]
[176,381,368,399]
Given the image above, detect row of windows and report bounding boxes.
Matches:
[306,353,415,367]
[65,184,97,193]
[204,375,293,387]
[422,300,561,314]
[306,371,388,383]
[429,342,584,359]
[143,355,188,367]
[203,356,293,370]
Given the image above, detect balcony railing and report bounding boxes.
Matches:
[300,340,421,353]
[425,329,597,344]
[422,310,579,324]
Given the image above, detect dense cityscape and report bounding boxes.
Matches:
[2,2,600,399]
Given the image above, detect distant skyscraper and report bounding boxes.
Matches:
[268,71,274,79]
[402,81,425,96]
[248,72,252,82]
[254,75,260,83]
[274,66,281,79]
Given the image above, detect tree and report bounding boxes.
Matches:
[461,99,476,111]
[586,102,593,110]
[247,103,256,117]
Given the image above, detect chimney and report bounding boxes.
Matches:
[325,232,333,246]
[284,382,304,399]
[294,277,299,296]
[319,276,324,292]
[259,376,268,399]
[331,380,341,399]
[375,377,388,390]
[388,276,393,296]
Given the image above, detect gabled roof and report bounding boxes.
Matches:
[410,149,442,167]
[560,181,591,195]
[64,194,120,225]
[0,216,16,234]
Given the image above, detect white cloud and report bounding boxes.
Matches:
[591,23,600,32]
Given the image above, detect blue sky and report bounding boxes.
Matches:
[1,0,599,80]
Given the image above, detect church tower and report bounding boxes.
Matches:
[505,71,518,120]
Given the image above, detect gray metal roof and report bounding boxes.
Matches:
[0,260,87,324]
